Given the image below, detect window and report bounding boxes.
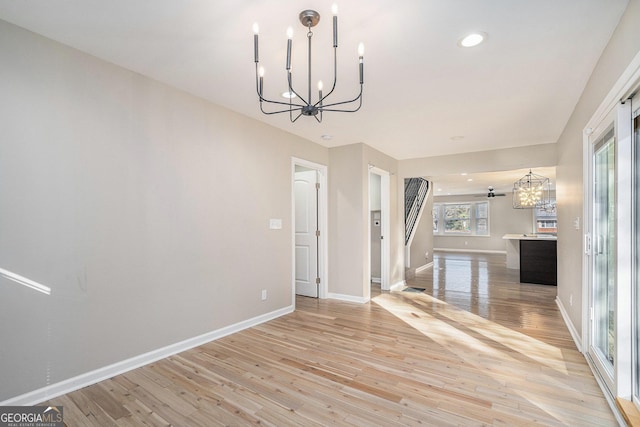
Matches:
[432,207,439,231]
[433,201,489,236]
[476,203,489,236]
[444,204,471,233]
[534,200,557,234]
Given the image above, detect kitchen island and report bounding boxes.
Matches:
[502,234,557,285]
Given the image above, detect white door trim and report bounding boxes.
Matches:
[291,158,328,303]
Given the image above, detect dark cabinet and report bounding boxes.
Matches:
[519,240,557,285]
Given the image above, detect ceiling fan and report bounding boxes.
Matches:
[476,186,506,198]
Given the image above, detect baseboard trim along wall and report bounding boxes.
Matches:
[328,293,370,304]
[0,305,295,406]
[434,248,507,255]
[556,296,583,352]
[415,262,433,273]
[389,280,406,292]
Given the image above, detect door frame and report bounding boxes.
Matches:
[582,55,640,401]
[368,166,391,294]
[291,157,328,303]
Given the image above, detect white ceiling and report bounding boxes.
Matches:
[0,0,628,160]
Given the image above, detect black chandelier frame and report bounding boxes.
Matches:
[253,8,364,123]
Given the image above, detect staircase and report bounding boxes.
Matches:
[404,178,429,246]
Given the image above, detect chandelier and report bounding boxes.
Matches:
[252,5,364,123]
[512,169,551,209]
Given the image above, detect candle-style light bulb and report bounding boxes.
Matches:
[318,80,323,106]
[286,27,293,70]
[253,23,260,63]
[317,80,323,91]
[332,4,338,47]
[358,43,364,84]
[258,66,264,96]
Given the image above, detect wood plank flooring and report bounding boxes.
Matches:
[43,251,616,426]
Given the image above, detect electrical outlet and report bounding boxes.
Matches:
[261,289,267,301]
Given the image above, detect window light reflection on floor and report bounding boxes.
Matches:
[372,292,579,424]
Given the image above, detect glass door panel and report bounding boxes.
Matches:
[634,107,640,400]
[592,127,616,376]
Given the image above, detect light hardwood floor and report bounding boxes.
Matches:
[44,251,616,426]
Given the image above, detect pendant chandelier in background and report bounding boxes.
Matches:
[512,169,551,209]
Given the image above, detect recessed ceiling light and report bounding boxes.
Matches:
[459,32,486,48]
[321,134,333,141]
[467,178,473,182]
[461,172,468,176]
[281,91,297,99]
[450,135,465,141]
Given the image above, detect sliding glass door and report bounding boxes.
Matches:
[590,126,616,386]
[634,106,640,403]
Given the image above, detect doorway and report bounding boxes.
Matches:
[292,158,327,301]
[369,166,390,297]
[584,94,637,399]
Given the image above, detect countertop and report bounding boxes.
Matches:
[502,233,557,240]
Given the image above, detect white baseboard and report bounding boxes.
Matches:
[371,277,381,284]
[0,305,294,406]
[415,262,433,273]
[434,248,506,255]
[555,296,582,352]
[327,293,369,304]
[390,280,406,292]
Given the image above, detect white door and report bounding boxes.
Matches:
[295,170,319,297]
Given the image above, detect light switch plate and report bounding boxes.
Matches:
[269,219,282,229]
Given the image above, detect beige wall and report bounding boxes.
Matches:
[0,19,329,400]
[0,16,401,401]
[328,144,401,298]
[556,0,640,337]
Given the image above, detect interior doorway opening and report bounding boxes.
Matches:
[368,166,390,298]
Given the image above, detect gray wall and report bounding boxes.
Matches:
[556,0,640,337]
[432,194,533,252]
[0,19,330,400]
